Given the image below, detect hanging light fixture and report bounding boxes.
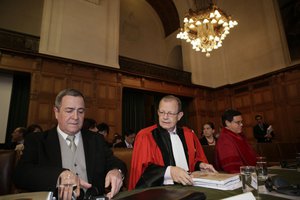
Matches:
[176,1,238,57]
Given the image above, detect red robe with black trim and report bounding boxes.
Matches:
[128,124,208,190]
[215,128,258,173]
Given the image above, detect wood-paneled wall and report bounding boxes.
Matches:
[0,49,299,143]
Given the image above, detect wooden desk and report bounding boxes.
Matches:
[114,169,300,200]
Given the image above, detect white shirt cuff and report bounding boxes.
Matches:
[163,166,174,185]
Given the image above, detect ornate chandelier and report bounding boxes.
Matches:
[176,3,238,57]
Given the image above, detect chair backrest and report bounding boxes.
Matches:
[277,142,298,161]
[256,143,280,166]
[202,145,216,167]
[112,148,133,189]
[0,149,16,195]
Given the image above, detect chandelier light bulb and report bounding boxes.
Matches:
[218,19,224,24]
[214,10,221,18]
[203,18,209,23]
[196,21,201,25]
[189,24,195,28]
[177,4,238,57]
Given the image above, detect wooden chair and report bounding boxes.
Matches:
[256,143,280,166]
[277,142,298,161]
[0,149,16,195]
[295,142,300,153]
[112,148,133,190]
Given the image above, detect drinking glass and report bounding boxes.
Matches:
[296,153,300,172]
[256,157,268,198]
[256,157,268,181]
[56,171,79,200]
[240,166,256,193]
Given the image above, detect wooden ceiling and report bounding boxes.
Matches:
[145,0,180,37]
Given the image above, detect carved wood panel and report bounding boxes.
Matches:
[1,50,299,143]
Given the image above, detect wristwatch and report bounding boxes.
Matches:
[118,169,125,181]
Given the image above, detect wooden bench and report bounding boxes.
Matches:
[0,149,17,195]
[112,148,133,190]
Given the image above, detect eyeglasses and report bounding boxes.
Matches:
[158,110,179,117]
[232,121,243,126]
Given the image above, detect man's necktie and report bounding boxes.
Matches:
[66,135,76,153]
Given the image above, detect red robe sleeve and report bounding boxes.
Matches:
[128,125,165,190]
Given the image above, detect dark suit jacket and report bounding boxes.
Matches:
[253,123,274,143]
[114,141,127,148]
[13,127,126,194]
[114,140,134,148]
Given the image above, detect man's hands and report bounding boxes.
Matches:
[199,162,218,173]
[58,169,123,200]
[170,164,217,186]
[105,169,124,199]
[58,170,92,200]
[170,166,194,185]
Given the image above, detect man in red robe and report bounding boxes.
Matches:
[215,109,258,173]
[128,95,216,190]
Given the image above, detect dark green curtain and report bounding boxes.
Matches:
[5,73,30,143]
[122,88,191,135]
[122,89,146,135]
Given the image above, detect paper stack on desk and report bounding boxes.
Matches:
[192,171,242,190]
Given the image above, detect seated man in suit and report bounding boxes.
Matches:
[97,122,113,147]
[3,127,27,150]
[114,129,136,148]
[14,88,126,199]
[128,95,216,190]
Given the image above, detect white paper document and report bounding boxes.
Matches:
[194,179,242,190]
[221,192,256,200]
[192,171,242,190]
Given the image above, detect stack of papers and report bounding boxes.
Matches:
[192,171,242,190]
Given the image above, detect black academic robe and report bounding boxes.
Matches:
[129,124,208,190]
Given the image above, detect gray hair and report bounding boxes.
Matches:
[55,88,85,109]
[160,95,182,113]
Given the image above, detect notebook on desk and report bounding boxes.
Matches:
[116,188,206,200]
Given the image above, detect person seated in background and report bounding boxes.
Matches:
[200,122,217,146]
[215,109,258,173]
[14,88,126,199]
[253,114,274,143]
[82,118,98,133]
[112,133,123,148]
[114,129,136,148]
[129,95,216,190]
[3,127,27,150]
[97,122,113,147]
[27,124,43,133]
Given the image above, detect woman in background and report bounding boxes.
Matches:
[200,122,217,146]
